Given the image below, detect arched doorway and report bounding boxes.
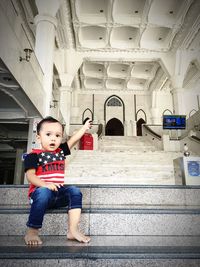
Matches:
[105,118,124,136]
[137,118,146,136]
[82,108,93,123]
[104,95,125,123]
[136,109,147,136]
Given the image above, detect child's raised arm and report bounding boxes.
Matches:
[67,119,92,149]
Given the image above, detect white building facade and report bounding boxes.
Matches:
[0,0,200,184]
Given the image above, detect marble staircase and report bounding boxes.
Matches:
[0,136,200,266]
[99,136,158,152]
[0,185,200,266]
[66,136,182,185]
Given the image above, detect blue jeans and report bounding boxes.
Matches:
[26,185,82,229]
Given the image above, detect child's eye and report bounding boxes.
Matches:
[56,134,61,138]
[46,133,50,136]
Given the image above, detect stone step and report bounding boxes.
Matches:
[1,204,200,236]
[1,185,200,206]
[68,155,176,164]
[67,165,174,174]
[98,146,156,151]
[0,235,200,266]
[65,176,175,185]
[71,150,180,155]
[66,171,175,185]
[68,150,182,160]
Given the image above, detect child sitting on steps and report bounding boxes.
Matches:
[24,116,91,245]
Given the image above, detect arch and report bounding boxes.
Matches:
[107,97,122,106]
[82,108,93,123]
[136,109,147,122]
[104,95,125,122]
[105,118,124,136]
[163,109,173,115]
[137,118,146,136]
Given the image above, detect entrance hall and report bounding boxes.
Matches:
[0,0,200,264]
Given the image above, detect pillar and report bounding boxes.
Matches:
[131,120,137,136]
[59,86,72,135]
[13,149,24,184]
[34,0,62,116]
[125,120,133,136]
[150,107,161,124]
[71,88,79,122]
[171,88,185,115]
[150,91,161,124]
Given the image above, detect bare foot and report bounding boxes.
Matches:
[24,228,42,246]
[67,230,90,243]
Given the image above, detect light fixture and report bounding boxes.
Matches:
[20,48,33,62]
[50,100,58,108]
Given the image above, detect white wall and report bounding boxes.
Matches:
[182,91,199,117]
[0,1,45,116]
[75,92,155,125]
[153,92,173,123]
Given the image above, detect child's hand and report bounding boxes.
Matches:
[45,183,60,191]
[84,119,92,130]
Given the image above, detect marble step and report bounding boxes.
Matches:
[65,169,175,181]
[68,150,182,159]
[0,235,200,267]
[65,176,175,185]
[1,204,200,236]
[99,136,155,144]
[1,185,199,206]
[99,144,156,149]
[67,154,177,165]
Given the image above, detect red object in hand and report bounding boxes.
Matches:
[80,133,93,150]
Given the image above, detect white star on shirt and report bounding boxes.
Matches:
[41,153,45,156]
[53,158,56,161]
[44,160,47,164]
[47,155,51,159]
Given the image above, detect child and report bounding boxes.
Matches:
[24,116,91,245]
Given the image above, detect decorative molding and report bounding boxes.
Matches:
[180,14,200,49]
[171,0,200,51]
[56,0,75,49]
[15,0,36,48]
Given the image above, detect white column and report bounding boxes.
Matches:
[171,71,185,115]
[171,88,185,114]
[71,89,79,122]
[131,120,137,136]
[150,107,161,124]
[34,0,61,116]
[150,91,161,124]
[126,120,133,136]
[59,86,72,135]
[14,149,24,184]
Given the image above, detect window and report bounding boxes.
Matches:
[107,97,122,106]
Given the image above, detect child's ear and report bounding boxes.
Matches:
[36,134,41,144]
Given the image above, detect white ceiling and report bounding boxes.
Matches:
[59,0,200,92]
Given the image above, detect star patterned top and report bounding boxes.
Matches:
[24,143,71,197]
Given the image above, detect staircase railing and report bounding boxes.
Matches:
[97,123,103,139]
[142,124,162,140]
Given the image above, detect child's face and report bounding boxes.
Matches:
[37,122,63,151]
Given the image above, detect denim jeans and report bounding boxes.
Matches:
[26,185,82,229]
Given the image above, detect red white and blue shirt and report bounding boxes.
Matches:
[24,143,70,197]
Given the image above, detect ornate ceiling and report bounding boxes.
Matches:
[56,0,200,92]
